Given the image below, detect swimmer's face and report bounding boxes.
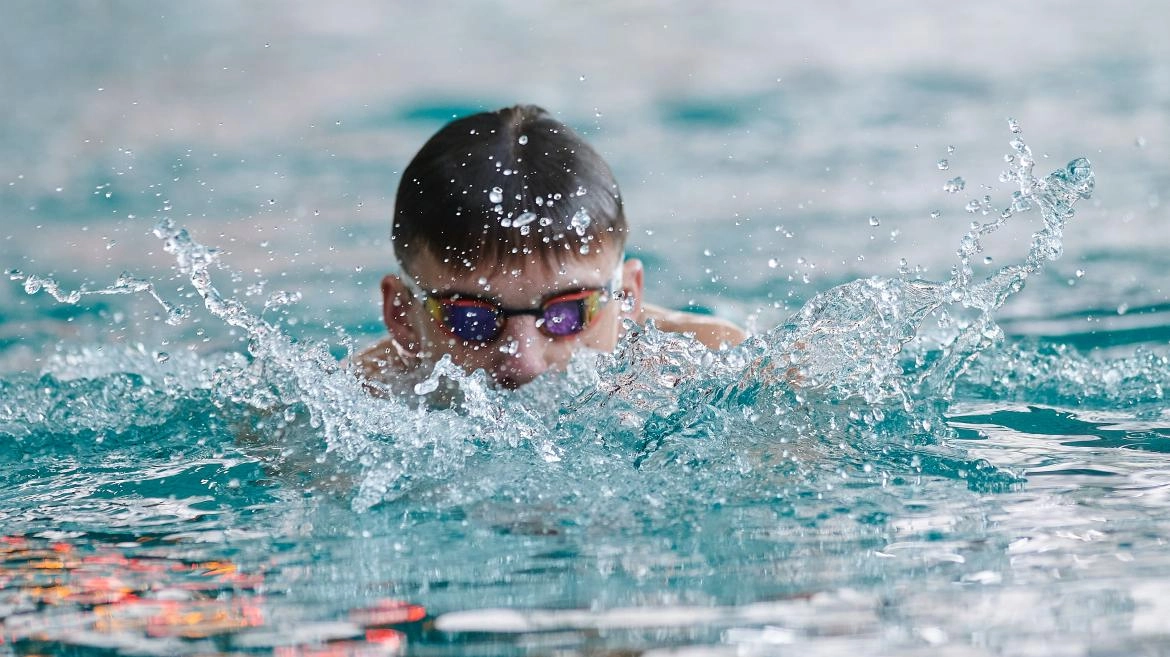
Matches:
[381,250,644,389]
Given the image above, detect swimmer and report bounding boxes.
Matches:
[356,105,745,391]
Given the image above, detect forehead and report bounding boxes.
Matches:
[407,249,619,300]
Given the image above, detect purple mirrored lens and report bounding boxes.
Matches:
[444,305,501,342]
[541,299,585,336]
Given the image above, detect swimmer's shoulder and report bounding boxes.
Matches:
[640,303,747,349]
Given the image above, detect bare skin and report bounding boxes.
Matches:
[355,250,746,391]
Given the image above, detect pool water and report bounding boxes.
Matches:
[4,3,1170,655]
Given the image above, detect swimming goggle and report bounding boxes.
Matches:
[404,263,623,343]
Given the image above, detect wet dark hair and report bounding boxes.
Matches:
[392,105,626,273]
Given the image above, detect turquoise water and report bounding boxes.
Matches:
[4,3,1170,655]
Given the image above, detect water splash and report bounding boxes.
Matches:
[757,127,1093,406]
[8,125,1093,512]
[7,268,188,324]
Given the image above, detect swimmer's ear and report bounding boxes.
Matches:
[381,275,421,352]
[620,258,645,319]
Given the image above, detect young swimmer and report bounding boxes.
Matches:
[356,105,746,391]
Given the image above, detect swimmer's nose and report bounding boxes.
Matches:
[493,317,552,388]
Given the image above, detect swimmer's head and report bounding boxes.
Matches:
[391,104,627,273]
[381,106,644,388]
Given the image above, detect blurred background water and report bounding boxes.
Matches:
[4,1,1169,350]
[3,2,1170,656]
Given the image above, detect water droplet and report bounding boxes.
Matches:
[575,186,587,197]
[947,145,956,153]
[569,208,591,236]
[1075,269,1085,278]
[868,215,880,227]
[489,186,504,204]
[1136,136,1147,148]
[930,210,941,219]
[518,135,528,145]
[620,293,635,313]
[937,159,949,170]
[943,177,966,193]
[1007,117,1021,134]
[579,244,590,255]
[767,258,779,268]
[155,351,170,363]
[513,211,537,228]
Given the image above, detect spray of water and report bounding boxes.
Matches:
[750,126,1094,406]
[8,123,1094,511]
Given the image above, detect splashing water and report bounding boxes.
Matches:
[9,127,1094,516]
[7,268,188,325]
[755,131,1093,407]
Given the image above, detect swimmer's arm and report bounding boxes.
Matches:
[639,303,747,349]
